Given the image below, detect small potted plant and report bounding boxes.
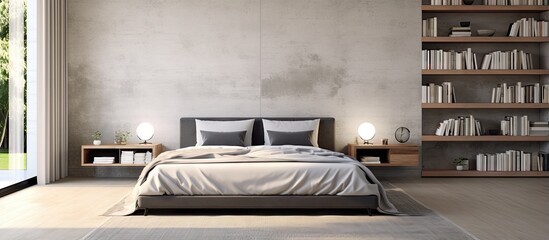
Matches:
[92,131,102,145]
[453,157,468,171]
[115,130,130,145]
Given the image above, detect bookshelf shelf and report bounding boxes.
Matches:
[422,69,549,75]
[422,37,549,43]
[422,170,549,177]
[422,103,549,109]
[421,5,549,13]
[422,135,549,142]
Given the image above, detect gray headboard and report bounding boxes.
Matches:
[180,117,335,151]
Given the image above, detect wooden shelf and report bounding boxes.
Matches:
[422,69,549,75]
[422,170,549,177]
[422,103,549,109]
[347,144,419,167]
[422,37,549,43]
[81,143,162,166]
[422,135,549,141]
[422,5,549,13]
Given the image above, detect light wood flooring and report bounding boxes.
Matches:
[0,177,547,240]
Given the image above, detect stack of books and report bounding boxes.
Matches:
[93,157,114,164]
[449,26,472,37]
[134,153,146,165]
[360,156,381,164]
[430,0,466,5]
[530,122,549,136]
[120,151,134,164]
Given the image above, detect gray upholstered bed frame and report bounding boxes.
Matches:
[137,117,378,215]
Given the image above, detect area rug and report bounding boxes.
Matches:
[83,185,477,240]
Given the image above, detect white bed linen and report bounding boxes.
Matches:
[109,145,398,215]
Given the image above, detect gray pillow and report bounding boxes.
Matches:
[200,130,246,146]
[267,130,314,146]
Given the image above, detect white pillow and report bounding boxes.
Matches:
[195,119,255,146]
[262,119,320,147]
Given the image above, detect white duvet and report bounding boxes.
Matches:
[109,145,398,215]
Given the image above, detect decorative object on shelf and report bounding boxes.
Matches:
[92,131,102,145]
[136,122,155,144]
[382,138,388,145]
[357,122,376,144]
[114,130,131,145]
[395,127,411,143]
[463,0,475,5]
[453,157,468,171]
[460,21,470,27]
[477,29,495,36]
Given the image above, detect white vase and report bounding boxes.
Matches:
[93,140,101,145]
[456,165,464,171]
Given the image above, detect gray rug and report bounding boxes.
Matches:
[84,185,477,240]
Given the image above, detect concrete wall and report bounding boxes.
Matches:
[67,0,421,177]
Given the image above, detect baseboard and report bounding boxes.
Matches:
[0,177,37,198]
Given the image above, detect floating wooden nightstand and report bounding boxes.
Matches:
[347,144,419,167]
[81,144,162,166]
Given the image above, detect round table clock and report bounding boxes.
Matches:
[395,127,410,143]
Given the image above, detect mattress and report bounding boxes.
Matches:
[109,145,398,215]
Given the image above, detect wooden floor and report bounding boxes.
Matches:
[388,177,549,240]
[0,177,547,240]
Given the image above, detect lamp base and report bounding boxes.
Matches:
[363,140,373,145]
[139,140,152,144]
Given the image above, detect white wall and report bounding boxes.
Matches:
[67,0,421,177]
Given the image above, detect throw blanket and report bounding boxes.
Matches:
[106,146,399,215]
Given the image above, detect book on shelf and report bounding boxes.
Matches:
[435,115,484,136]
[120,151,134,164]
[483,0,549,5]
[422,48,478,70]
[541,152,549,171]
[145,151,152,164]
[360,156,381,164]
[430,0,465,5]
[93,157,115,164]
[530,122,549,136]
[422,17,438,37]
[449,26,472,37]
[508,18,549,37]
[134,153,146,165]
[500,115,530,136]
[422,82,456,103]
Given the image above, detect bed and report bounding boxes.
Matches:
[111,118,397,216]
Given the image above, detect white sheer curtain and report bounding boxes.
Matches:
[8,0,25,170]
[36,0,68,184]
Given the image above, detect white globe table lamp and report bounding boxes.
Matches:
[136,122,155,144]
[358,122,376,145]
